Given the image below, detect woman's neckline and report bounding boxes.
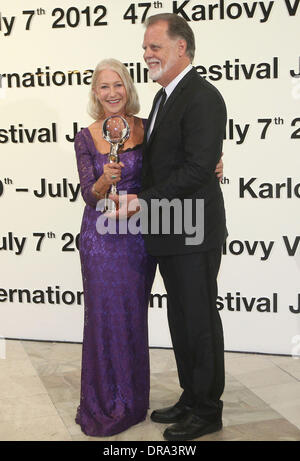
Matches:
[86,119,144,156]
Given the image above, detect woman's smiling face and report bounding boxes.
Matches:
[94,69,127,117]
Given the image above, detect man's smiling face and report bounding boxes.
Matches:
[143,20,183,87]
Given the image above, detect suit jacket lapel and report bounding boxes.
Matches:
[146,68,195,146]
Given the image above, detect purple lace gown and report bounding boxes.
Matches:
[74,125,156,436]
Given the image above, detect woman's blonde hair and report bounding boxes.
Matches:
[88,58,140,120]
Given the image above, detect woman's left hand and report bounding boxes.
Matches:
[215,153,224,181]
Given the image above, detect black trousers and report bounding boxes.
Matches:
[157,248,224,421]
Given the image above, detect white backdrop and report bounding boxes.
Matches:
[1,0,299,356]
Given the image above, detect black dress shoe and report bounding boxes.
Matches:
[163,413,222,441]
[150,403,192,424]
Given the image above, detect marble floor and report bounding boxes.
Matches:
[0,339,300,441]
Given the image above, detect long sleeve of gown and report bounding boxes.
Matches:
[74,130,99,208]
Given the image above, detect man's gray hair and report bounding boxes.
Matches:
[145,13,195,61]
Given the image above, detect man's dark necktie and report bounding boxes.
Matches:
[154,89,167,128]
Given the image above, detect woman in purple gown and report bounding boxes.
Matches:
[74,59,157,436]
[74,59,224,437]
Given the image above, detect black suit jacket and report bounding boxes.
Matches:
[138,67,227,256]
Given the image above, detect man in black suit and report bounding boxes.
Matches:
[113,13,227,441]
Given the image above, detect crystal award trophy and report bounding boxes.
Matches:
[102,115,130,212]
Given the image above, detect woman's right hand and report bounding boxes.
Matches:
[102,161,124,185]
